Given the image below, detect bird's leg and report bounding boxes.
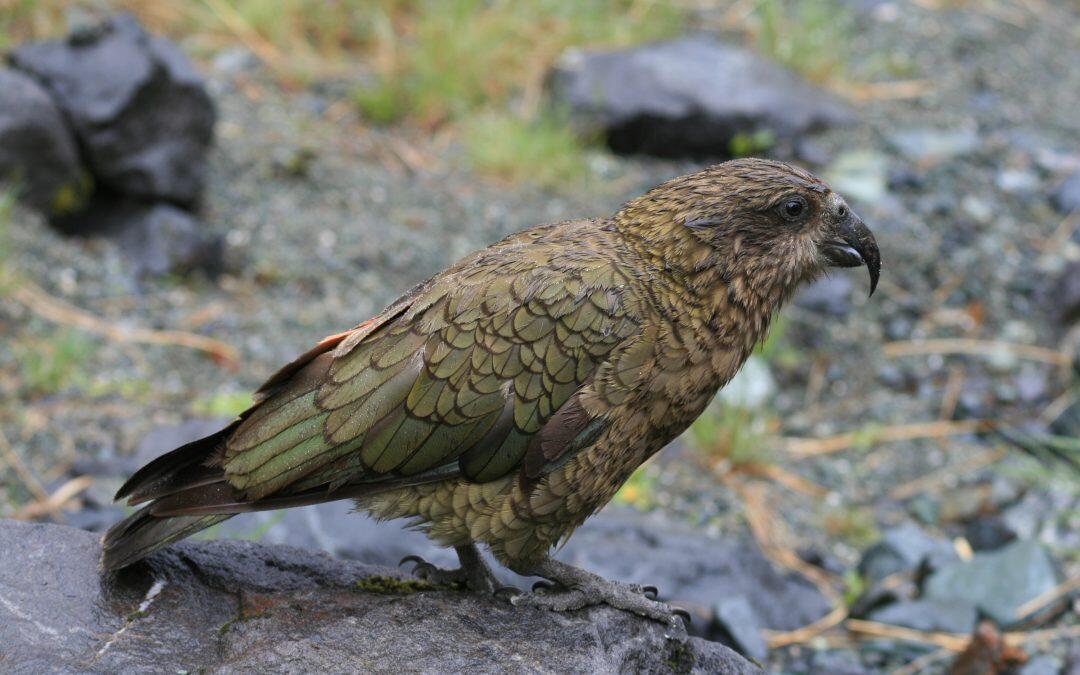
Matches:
[510,555,686,630]
[400,543,500,593]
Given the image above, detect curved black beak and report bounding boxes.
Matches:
[820,214,880,296]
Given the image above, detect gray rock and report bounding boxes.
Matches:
[858,523,958,583]
[996,168,1040,194]
[53,198,224,276]
[557,509,831,633]
[212,505,829,639]
[1019,656,1062,675]
[795,275,855,316]
[922,539,1060,626]
[1051,169,1080,213]
[550,36,853,158]
[713,596,768,661]
[866,598,977,634]
[824,150,889,205]
[112,203,224,277]
[888,127,979,164]
[0,68,90,215]
[0,519,759,674]
[10,14,215,205]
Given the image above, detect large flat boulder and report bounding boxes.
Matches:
[550,37,853,158]
[0,520,761,674]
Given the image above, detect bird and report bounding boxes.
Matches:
[101,157,880,627]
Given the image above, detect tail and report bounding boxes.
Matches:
[100,416,446,570]
[101,421,242,571]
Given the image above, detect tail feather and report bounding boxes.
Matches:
[115,420,243,504]
[101,507,232,571]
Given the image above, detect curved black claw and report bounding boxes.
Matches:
[493,585,522,601]
[399,554,425,568]
[642,585,659,600]
[672,607,692,624]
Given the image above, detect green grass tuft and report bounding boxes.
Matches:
[191,390,252,417]
[753,0,853,84]
[17,330,97,397]
[461,110,590,190]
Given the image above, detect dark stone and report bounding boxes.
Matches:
[53,197,224,277]
[964,515,1017,551]
[113,203,223,277]
[795,275,855,316]
[858,523,957,583]
[550,36,853,158]
[0,519,761,674]
[0,68,91,215]
[922,539,1060,626]
[1051,169,1080,214]
[866,598,977,634]
[10,14,215,205]
[1054,261,1080,324]
[887,127,979,165]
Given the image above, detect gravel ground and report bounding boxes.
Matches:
[2,1,1080,673]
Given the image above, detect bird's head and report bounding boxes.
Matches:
[615,158,880,303]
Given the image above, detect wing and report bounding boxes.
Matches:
[220,225,642,502]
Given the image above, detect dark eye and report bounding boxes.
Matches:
[837,204,848,218]
[779,196,807,221]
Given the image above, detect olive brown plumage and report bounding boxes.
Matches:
[102,158,880,626]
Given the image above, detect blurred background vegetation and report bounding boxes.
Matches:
[2,0,1080,671]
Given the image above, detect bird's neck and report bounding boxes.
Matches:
[611,215,801,354]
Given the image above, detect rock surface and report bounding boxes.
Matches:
[0,68,90,215]
[0,519,762,674]
[10,13,215,205]
[550,36,852,158]
[922,539,1060,627]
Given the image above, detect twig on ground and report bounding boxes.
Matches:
[888,447,1005,500]
[14,475,93,521]
[1014,576,1080,620]
[846,619,970,651]
[835,79,935,101]
[11,280,240,369]
[882,338,1072,369]
[785,419,991,457]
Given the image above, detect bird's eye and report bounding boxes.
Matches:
[837,204,848,218]
[779,196,807,222]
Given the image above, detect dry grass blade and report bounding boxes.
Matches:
[835,79,935,101]
[883,338,1072,368]
[0,427,49,502]
[11,280,240,369]
[1014,576,1080,620]
[888,447,1005,500]
[738,462,829,498]
[764,605,848,648]
[14,475,94,521]
[846,619,970,651]
[785,419,991,457]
